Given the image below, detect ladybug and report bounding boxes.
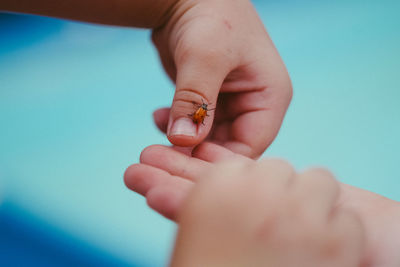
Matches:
[188,99,215,125]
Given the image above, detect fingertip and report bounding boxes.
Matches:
[153,108,170,133]
[123,164,135,189]
[139,144,166,164]
[167,117,211,147]
[167,117,206,147]
[167,90,216,147]
[167,133,199,147]
[123,164,149,195]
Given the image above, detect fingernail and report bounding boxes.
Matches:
[168,117,197,137]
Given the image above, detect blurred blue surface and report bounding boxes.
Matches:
[0,0,399,266]
[0,201,134,266]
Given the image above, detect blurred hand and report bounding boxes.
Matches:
[173,158,365,267]
[152,0,291,158]
[126,144,364,266]
[1,0,290,158]
[125,143,400,266]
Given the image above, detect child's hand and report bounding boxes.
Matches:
[124,143,400,266]
[170,157,364,267]
[1,0,291,158]
[152,0,291,158]
[0,0,292,158]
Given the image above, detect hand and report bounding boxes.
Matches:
[126,144,364,267]
[174,159,365,267]
[1,0,291,158]
[152,0,292,158]
[124,143,400,266]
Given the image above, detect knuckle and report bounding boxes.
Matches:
[172,88,213,118]
[299,167,339,192]
[302,167,336,181]
[260,158,295,175]
[310,167,334,177]
[174,88,210,104]
[176,37,226,67]
[317,168,337,186]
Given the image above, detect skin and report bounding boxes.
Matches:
[170,159,365,267]
[1,0,292,158]
[6,1,392,264]
[124,143,400,267]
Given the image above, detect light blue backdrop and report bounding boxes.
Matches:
[0,0,399,265]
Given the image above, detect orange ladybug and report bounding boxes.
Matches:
[188,99,215,125]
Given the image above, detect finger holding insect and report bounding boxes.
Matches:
[190,99,215,125]
[155,100,216,129]
[153,105,233,154]
[167,93,218,147]
[167,41,232,148]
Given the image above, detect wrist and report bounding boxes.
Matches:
[0,0,182,29]
[150,0,182,29]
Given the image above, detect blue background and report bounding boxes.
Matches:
[1,0,399,266]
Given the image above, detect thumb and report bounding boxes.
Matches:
[167,51,231,147]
